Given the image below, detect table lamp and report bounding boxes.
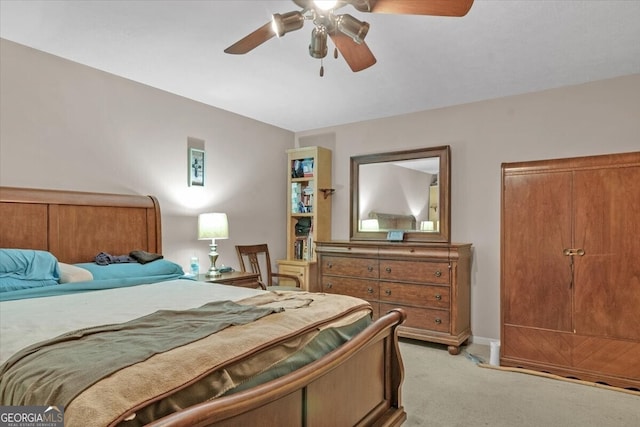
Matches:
[198,212,229,277]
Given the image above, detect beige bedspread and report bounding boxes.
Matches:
[64,291,370,426]
[0,300,281,406]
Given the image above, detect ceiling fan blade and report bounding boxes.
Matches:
[224,22,276,54]
[329,32,376,72]
[352,0,474,17]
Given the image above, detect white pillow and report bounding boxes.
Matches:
[58,263,94,284]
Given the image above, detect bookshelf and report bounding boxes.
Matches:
[277,146,332,291]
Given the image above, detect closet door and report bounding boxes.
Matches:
[502,171,573,332]
[573,164,640,341]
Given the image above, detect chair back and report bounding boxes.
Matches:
[235,244,273,287]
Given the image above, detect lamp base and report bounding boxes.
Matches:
[206,267,222,278]
[207,241,221,277]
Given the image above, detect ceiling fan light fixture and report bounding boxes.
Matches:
[271,11,305,38]
[314,0,338,11]
[336,14,369,44]
[309,26,328,58]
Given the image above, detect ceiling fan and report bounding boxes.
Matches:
[224,0,474,75]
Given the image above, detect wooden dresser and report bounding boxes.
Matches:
[501,151,640,389]
[316,241,472,354]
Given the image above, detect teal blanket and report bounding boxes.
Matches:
[0,249,60,292]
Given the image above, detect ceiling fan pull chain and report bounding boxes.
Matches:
[334,47,338,59]
[320,58,325,77]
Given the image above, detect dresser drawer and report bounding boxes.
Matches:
[380,282,450,309]
[381,303,450,333]
[378,246,450,259]
[316,243,379,256]
[380,260,449,284]
[321,256,379,278]
[322,276,379,300]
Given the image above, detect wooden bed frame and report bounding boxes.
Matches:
[0,186,407,427]
[0,186,161,263]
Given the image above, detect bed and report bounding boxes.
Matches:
[367,212,417,231]
[0,186,406,427]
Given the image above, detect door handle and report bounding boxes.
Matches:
[563,248,585,256]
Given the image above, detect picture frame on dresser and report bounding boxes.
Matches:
[386,230,405,241]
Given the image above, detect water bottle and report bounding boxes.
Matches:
[190,256,199,276]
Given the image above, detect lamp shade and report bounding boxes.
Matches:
[198,213,229,240]
[337,14,369,44]
[360,218,379,231]
[420,221,435,231]
[309,26,328,59]
[271,11,304,38]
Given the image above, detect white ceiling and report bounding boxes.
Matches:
[1,0,639,132]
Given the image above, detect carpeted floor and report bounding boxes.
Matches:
[399,339,640,427]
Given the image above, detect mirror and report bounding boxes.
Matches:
[350,145,450,243]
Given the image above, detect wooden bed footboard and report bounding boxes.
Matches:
[148,308,407,427]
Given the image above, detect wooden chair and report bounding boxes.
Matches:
[235,244,301,290]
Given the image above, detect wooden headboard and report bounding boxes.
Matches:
[0,187,161,263]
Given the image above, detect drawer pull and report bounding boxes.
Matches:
[385,267,392,273]
[367,265,373,272]
[435,318,442,324]
[367,287,374,294]
[434,270,442,277]
[435,294,442,300]
[326,283,333,289]
[327,262,333,269]
[385,289,391,296]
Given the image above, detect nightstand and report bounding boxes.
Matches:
[199,271,261,289]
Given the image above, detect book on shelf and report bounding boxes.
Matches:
[302,158,314,177]
[291,158,315,178]
[306,233,313,261]
[293,234,313,261]
[294,237,306,260]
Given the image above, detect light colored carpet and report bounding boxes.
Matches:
[399,339,640,427]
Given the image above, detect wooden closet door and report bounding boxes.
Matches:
[502,172,573,332]
[573,165,640,341]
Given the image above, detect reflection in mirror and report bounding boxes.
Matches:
[350,146,450,243]
[359,158,439,232]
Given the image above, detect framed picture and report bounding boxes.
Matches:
[386,230,405,242]
[189,148,205,186]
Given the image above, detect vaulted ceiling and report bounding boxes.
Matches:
[1,1,639,131]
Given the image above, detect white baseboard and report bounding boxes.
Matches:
[469,336,499,346]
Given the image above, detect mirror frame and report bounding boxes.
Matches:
[350,145,451,243]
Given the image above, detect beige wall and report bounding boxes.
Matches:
[2,38,639,342]
[0,39,295,272]
[297,74,640,341]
